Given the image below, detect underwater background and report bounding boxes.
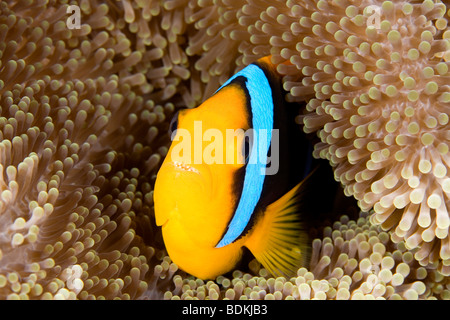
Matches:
[0,0,448,299]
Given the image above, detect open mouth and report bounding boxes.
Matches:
[172,161,200,174]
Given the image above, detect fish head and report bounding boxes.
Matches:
[154,83,251,275]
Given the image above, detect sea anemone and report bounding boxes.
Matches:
[257,0,449,273]
[0,0,448,300]
[0,0,172,299]
[160,212,449,300]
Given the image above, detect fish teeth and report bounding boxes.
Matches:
[173,161,199,173]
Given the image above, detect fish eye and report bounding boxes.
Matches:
[168,111,179,137]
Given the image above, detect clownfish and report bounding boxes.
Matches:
[154,56,339,280]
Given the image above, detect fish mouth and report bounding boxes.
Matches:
[170,161,200,174]
[160,219,169,228]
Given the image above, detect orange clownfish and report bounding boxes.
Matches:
[154,57,338,280]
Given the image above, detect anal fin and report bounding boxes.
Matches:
[244,164,336,278]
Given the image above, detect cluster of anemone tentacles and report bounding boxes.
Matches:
[0,0,448,299]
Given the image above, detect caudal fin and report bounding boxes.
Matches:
[244,164,336,277]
